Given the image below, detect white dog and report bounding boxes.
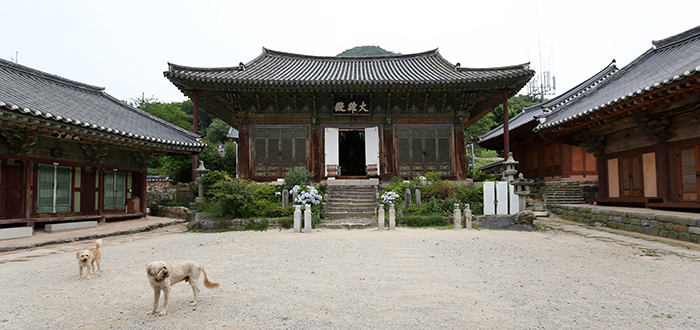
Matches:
[76,239,102,279]
[146,260,220,316]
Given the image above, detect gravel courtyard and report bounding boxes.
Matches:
[1,225,700,329]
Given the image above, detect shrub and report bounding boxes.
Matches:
[281,167,313,192]
[402,214,448,227]
[245,219,268,231]
[210,179,255,218]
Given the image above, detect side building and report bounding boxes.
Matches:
[535,25,700,210]
[0,59,205,229]
[165,48,534,182]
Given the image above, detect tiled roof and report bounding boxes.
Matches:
[0,58,205,152]
[535,25,700,132]
[147,175,172,182]
[479,61,618,143]
[165,48,533,87]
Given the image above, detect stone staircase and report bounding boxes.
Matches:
[544,181,586,204]
[323,184,377,220]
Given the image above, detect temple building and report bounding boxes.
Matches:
[0,59,204,229]
[165,48,534,182]
[535,25,700,210]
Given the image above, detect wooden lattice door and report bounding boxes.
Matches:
[619,155,642,196]
[679,146,700,201]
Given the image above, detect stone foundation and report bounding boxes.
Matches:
[548,204,700,243]
[187,213,281,231]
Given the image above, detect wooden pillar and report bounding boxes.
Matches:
[192,90,199,182]
[382,125,396,179]
[596,147,608,199]
[98,166,105,223]
[23,160,33,226]
[140,169,148,216]
[454,123,467,180]
[502,89,510,157]
[311,125,321,183]
[656,135,671,202]
[237,124,251,180]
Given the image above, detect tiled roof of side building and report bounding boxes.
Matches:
[479,60,618,143]
[535,25,700,132]
[0,58,205,152]
[165,48,533,86]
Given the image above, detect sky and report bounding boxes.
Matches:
[3,0,699,104]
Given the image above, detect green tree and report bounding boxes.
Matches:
[337,46,399,57]
[203,118,231,144]
[130,96,193,131]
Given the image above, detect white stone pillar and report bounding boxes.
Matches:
[304,204,312,233]
[378,204,385,230]
[389,204,396,230]
[453,203,462,229]
[293,205,301,233]
[464,204,472,229]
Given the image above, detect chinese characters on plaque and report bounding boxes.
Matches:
[332,100,371,116]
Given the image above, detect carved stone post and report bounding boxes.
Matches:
[378,204,385,230]
[304,204,312,233]
[389,204,396,230]
[453,203,462,229]
[415,189,421,208]
[282,190,289,208]
[293,205,302,233]
[405,189,412,208]
[464,204,472,229]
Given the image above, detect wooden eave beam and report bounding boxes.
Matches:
[541,76,700,140]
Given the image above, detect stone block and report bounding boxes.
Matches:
[613,216,623,223]
[640,220,651,227]
[45,221,97,233]
[667,231,680,239]
[651,221,664,229]
[643,227,660,236]
[665,223,676,230]
[688,227,700,235]
[679,232,691,242]
[610,210,627,217]
[624,224,636,232]
[675,218,690,226]
[659,230,668,237]
[0,226,34,240]
[655,215,676,223]
[674,225,688,233]
[628,219,642,226]
[690,234,700,243]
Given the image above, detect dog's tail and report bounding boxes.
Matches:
[201,267,220,289]
[95,239,102,250]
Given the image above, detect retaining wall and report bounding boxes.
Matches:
[548,204,700,243]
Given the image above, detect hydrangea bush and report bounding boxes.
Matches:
[381,191,399,205]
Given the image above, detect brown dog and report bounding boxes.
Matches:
[146,260,220,316]
[76,239,102,280]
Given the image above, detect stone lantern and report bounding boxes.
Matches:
[194,160,208,204]
[510,173,533,211]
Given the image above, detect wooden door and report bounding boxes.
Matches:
[619,155,643,196]
[679,146,700,201]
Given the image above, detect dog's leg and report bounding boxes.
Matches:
[78,266,83,279]
[96,257,101,273]
[160,286,170,316]
[147,287,161,315]
[93,258,101,274]
[188,279,200,307]
[86,263,92,280]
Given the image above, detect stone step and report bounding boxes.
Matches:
[325,211,376,219]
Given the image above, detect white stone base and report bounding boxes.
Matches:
[0,227,34,240]
[45,221,98,233]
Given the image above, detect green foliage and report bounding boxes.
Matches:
[244,219,268,231]
[278,217,294,229]
[130,96,193,131]
[402,214,449,227]
[336,46,399,57]
[281,167,313,192]
[209,179,256,218]
[203,118,232,144]
[201,170,231,194]
[147,154,192,183]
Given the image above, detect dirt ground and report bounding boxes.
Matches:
[1,224,700,329]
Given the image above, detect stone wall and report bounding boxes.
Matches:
[548,204,700,243]
[187,213,281,230]
[146,180,175,204]
[156,206,190,219]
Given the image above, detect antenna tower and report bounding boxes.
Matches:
[527,7,556,102]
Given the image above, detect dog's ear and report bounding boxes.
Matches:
[76,251,80,258]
